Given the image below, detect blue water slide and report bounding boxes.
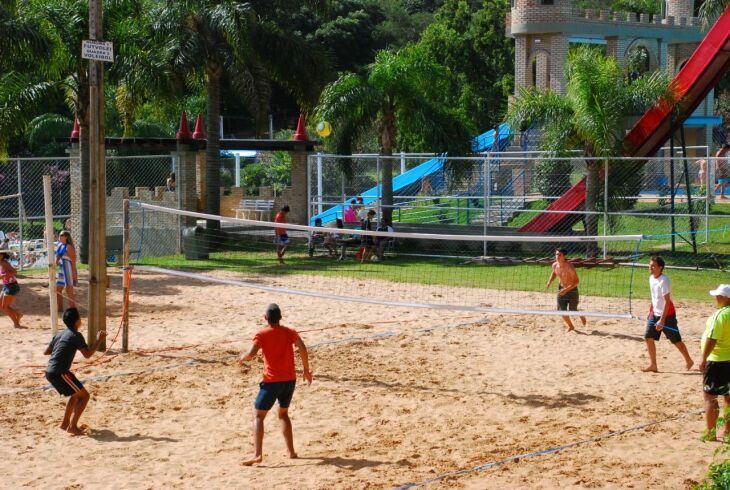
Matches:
[309,157,446,225]
[310,124,512,225]
[471,123,512,152]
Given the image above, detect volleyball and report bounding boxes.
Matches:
[316,121,332,138]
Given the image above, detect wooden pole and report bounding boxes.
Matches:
[42,176,59,335]
[122,199,130,352]
[88,0,106,347]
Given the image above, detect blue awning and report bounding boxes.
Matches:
[568,36,607,45]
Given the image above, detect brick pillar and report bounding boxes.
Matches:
[606,37,619,60]
[173,144,197,227]
[67,142,82,246]
[288,147,310,225]
[196,150,206,213]
[514,36,529,92]
[550,35,569,95]
[535,49,550,90]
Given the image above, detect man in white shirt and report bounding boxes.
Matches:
[643,256,694,372]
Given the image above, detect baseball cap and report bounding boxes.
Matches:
[709,284,730,298]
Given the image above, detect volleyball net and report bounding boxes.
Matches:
[125,201,646,318]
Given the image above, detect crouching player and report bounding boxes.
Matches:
[44,308,106,435]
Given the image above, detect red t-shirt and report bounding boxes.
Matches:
[274,211,287,236]
[253,325,301,382]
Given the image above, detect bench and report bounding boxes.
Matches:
[233,199,275,220]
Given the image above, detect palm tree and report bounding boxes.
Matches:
[506,46,671,243]
[0,0,53,155]
[316,44,475,222]
[700,0,730,26]
[26,0,144,261]
[148,0,330,228]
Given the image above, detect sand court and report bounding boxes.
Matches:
[0,270,724,488]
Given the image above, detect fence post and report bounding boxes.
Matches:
[400,151,406,175]
[483,154,489,257]
[316,153,323,215]
[16,159,24,270]
[43,175,58,335]
[376,156,381,218]
[234,153,241,187]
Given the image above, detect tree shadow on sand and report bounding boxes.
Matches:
[87,428,178,443]
[263,455,392,469]
[315,374,602,408]
[575,329,645,342]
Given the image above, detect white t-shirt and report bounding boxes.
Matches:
[649,273,671,317]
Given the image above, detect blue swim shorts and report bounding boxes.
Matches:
[254,380,296,410]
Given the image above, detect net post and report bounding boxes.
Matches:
[43,175,59,335]
[603,158,608,259]
[122,198,130,352]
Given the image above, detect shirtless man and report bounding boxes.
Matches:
[714,144,730,199]
[546,248,587,332]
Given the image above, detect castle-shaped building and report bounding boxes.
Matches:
[507,0,721,149]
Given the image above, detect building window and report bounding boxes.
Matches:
[541,0,554,4]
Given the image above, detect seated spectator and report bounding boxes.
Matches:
[344,199,358,223]
[308,218,335,257]
[337,218,360,261]
[375,218,395,262]
[166,172,177,192]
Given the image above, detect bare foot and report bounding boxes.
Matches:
[288,452,298,459]
[566,326,575,332]
[241,455,263,466]
[60,422,69,431]
[13,313,22,328]
[686,360,695,370]
[67,426,84,436]
[581,317,587,326]
[642,365,658,373]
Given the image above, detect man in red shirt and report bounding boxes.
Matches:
[238,304,312,466]
[274,205,290,265]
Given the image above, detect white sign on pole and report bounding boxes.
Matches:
[81,40,114,62]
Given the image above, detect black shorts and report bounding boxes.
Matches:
[45,371,85,397]
[254,380,296,410]
[704,361,730,396]
[557,288,579,311]
[645,314,682,343]
[2,282,19,296]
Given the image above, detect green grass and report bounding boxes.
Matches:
[134,246,728,303]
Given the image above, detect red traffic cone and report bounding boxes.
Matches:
[192,112,206,139]
[292,113,308,141]
[70,117,80,139]
[176,112,191,140]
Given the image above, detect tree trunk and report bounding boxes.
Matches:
[585,160,601,257]
[380,100,396,223]
[206,66,221,231]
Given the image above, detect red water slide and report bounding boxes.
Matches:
[520,6,730,234]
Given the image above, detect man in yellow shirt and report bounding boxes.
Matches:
[700,284,730,440]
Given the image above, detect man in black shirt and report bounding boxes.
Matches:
[44,308,106,435]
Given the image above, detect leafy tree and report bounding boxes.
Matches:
[506,46,670,244]
[317,44,475,222]
[144,0,330,229]
[418,0,514,132]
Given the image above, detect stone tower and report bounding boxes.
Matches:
[506,0,717,149]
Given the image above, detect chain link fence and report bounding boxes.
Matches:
[308,150,730,269]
